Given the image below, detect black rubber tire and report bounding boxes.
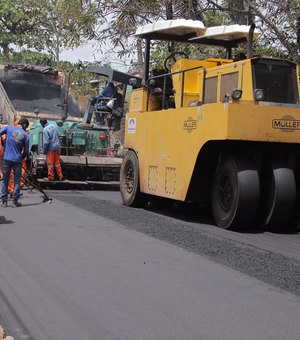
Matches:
[120,150,148,207]
[211,155,260,229]
[263,159,296,227]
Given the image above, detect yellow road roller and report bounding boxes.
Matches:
[120,19,300,230]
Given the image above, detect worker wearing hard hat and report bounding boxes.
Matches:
[0,117,29,207]
[40,118,63,181]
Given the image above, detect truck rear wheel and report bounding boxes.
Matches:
[120,151,148,207]
[211,155,260,229]
[263,159,296,228]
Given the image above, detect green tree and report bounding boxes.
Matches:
[36,0,98,67]
[207,0,300,62]
[0,0,44,60]
[92,0,209,73]
[0,0,99,66]
[253,0,300,62]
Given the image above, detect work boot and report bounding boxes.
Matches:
[1,201,7,208]
[11,201,22,208]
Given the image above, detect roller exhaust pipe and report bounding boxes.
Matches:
[247,23,256,59]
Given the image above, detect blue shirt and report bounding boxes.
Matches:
[0,125,29,163]
[43,123,60,153]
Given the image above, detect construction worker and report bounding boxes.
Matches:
[40,118,63,181]
[0,117,29,208]
[7,120,27,196]
[0,123,7,178]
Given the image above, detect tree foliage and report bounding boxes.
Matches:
[0,0,299,75]
[90,0,300,67]
[207,0,300,62]
[37,0,98,67]
[0,0,99,66]
[0,0,44,60]
[253,0,300,62]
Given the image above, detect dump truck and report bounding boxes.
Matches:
[29,66,141,184]
[120,19,300,230]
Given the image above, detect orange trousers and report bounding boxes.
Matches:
[47,149,63,180]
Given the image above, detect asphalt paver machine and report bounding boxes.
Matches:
[29,67,142,186]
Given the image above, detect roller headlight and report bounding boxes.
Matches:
[231,89,243,100]
[254,89,264,101]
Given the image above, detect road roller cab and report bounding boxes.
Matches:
[120,19,300,230]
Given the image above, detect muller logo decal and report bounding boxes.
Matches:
[272,115,300,132]
[184,117,197,133]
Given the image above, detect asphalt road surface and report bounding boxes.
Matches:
[0,186,300,340]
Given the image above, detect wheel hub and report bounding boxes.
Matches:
[125,164,134,194]
[219,174,233,212]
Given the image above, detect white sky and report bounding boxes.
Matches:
[60,41,100,63]
[60,41,131,72]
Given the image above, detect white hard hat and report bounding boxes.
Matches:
[107,98,115,109]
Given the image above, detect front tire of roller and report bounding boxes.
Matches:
[120,150,148,207]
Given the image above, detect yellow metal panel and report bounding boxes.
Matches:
[129,87,167,112]
[125,103,230,200]
[171,58,233,108]
[128,88,148,112]
[171,59,202,108]
[239,60,253,100]
[148,165,158,192]
[227,101,300,142]
[165,167,176,194]
[204,62,245,102]
[171,59,247,108]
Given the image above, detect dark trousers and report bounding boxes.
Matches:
[1,160,22,203]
